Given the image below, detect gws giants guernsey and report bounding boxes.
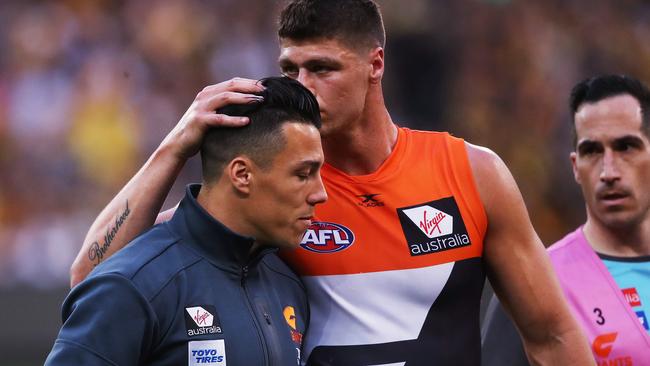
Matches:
[280,128,488,366]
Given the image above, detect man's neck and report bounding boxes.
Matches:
[321,103,397,176]
[583,217,650,257]
[197,184,257,246]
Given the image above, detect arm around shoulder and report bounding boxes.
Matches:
[69,78,263,287]
[69,143,186,288]
[466,143,594,365]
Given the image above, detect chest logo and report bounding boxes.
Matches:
[184,305,222,337]
[300,221,355,253]
[357,193,385,208]
[284,306,303,345]
[592,332,618,358]
[622,288,641,307]
[397,197,471,256]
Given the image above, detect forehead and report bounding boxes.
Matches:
[574,94,645,141]
[278,37,361,64]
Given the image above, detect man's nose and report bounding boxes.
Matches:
[308,174,328,205]
[600,150,621,183]
[297,70,317,96]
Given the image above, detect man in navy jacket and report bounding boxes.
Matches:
[45,77,327,365]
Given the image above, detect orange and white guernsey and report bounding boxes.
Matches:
[281,127,488,366]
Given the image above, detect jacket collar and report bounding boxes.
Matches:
[168,184,277,271]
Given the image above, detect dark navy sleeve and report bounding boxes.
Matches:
[45,273,158,365]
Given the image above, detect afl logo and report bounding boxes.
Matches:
[300,221,355,253]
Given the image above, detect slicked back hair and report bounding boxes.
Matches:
[570,74,650,147]
[200,76,321,184]
[278,0,385,52]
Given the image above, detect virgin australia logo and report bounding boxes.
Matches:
[402,205,453,238]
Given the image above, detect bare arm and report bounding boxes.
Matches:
[467,143,594,365]
[70,78,264,287]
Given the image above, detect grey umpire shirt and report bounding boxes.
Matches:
[46,184,309,366]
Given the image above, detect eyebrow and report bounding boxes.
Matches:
[304,58,340,67]
[614,135,645,145]
[577,135,646,151]
[576,139,600,150]
[278,57,341,68]
[294,159,323,170]
[278,57,293,67]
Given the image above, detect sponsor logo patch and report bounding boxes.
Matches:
[592,332,617,358]
[397,197,471,256]
[188,339,226,365]
[185,305,222,337]
[356,193,384,208]
[622,287,641,307]
[637,310,649,330]
[283,306,302,364]
[284,306,303,345]
[592,332,634,365]
[300,221,355,253]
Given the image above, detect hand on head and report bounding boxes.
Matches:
[161,77,265,161]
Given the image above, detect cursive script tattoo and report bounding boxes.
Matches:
[88,200,131,266]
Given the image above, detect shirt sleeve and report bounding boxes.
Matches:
[45,273,158,365]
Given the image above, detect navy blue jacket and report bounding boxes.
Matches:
[46,184,309,366]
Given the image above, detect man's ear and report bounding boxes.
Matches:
[368,47,384,84]
[570,151,581,184]
[227,157,253,195]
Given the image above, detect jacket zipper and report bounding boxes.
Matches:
[241,265,271,365]
[257,301,286,365]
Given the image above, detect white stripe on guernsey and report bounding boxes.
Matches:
[300,262,454,357]
[371,363,405,366]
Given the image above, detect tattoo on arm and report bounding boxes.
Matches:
[88,200,131,266]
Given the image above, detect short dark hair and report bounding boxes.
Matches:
[278,0,385,51]
[570,74,650,147]
[200,76,321,183]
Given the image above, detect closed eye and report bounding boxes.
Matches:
[279,60,298,78]
[308,64,333,74]
[281,67,298,79]
[304,59,341,74]
[294,160,322,181]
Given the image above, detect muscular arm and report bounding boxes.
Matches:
[69,147,185,288]
[466,143,594,365]
[70,78,263,287]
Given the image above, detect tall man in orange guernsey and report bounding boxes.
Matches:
[69,0,593,364]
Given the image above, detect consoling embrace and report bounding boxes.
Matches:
[46,1,606,365]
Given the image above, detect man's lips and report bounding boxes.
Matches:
[597,190,631,205]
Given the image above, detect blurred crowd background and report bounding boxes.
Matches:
[2,0,650,364]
